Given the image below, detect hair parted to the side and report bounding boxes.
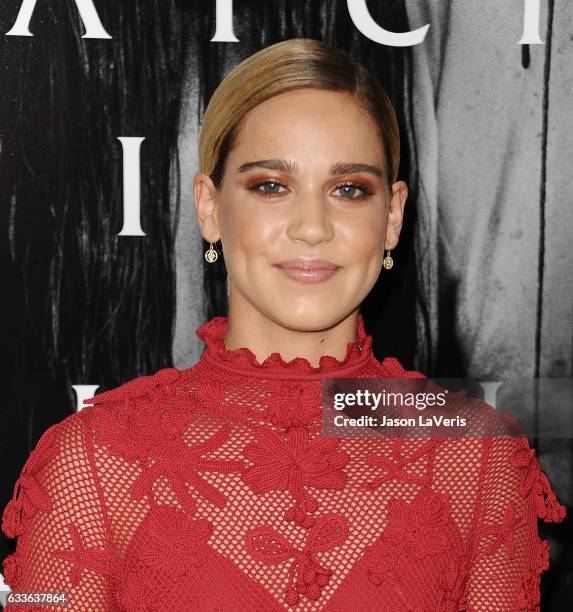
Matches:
[198,38,400,192]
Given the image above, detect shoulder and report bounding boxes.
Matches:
[4,367,185,498]
[480,433,566,523]
[10,409,88,483]
[80,367,195,462]
[81,366,188,422]
[82,367,184,408]
[376,356,427,378]
[432,398,566,525]
[1,410,92,540]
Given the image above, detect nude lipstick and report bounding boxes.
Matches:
[273,258,341,284]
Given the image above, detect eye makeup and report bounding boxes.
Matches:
[244,177,375,202]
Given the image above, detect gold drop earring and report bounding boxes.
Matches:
[204,234,219,263]
[383,249,394,270]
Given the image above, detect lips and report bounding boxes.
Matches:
[273,259,341,284]
[274,259,340,271]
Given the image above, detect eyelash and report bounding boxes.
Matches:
[248,179,373,201]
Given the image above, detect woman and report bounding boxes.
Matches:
[1,39,565,611]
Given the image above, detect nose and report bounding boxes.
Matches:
[285,191,335,246]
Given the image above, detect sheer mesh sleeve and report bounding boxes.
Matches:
[464,436,566,611]
[1,409,114,611]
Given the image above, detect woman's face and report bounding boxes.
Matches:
[195,88,407,331]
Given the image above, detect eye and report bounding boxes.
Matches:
[249,180,288,197]
[333,182,373,201]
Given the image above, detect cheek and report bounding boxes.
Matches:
[239,221,276,257]
[221,198,282,258]
[337,213,385,262]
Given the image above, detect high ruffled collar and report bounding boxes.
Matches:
[195,314,373,379]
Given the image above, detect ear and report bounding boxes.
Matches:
[384,180,408,250]
[193,172,221,242]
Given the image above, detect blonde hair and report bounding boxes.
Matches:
[198,38,400,190]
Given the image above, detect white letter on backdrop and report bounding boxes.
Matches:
[118,137,146,237]
[347,0,429,46]
[519,0,543,44]
[211,0,239,42]
[476,381,504,411]
[72,385,100,413]
[6,0,112,38]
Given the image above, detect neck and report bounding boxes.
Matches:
[224,289,360,368]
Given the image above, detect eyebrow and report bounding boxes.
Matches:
[235,159,384,179]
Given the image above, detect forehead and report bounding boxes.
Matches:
[230,88,384,165]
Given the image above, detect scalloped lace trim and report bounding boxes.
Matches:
[195,314,374,375]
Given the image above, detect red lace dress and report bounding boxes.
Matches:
[2,315,566,611]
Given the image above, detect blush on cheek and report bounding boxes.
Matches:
[352,233,383,262]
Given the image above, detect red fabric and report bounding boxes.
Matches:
[2,314,566,611]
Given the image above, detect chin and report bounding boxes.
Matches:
[266,305,349,332]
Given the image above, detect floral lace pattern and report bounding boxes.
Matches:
[2,553,22,589]
[84,368,194,463]
[364,486,465,610]
[378,486,462,559]
[1,424,61,538]
[480,501,528,559]
[52,523,112,586]
[242,425,349,527]
[260,381,323,429]
[362,438,441,490]
[130,426,245,512]
[246,512,349,606]
[138,505,213,579]
[511,444,566,522]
